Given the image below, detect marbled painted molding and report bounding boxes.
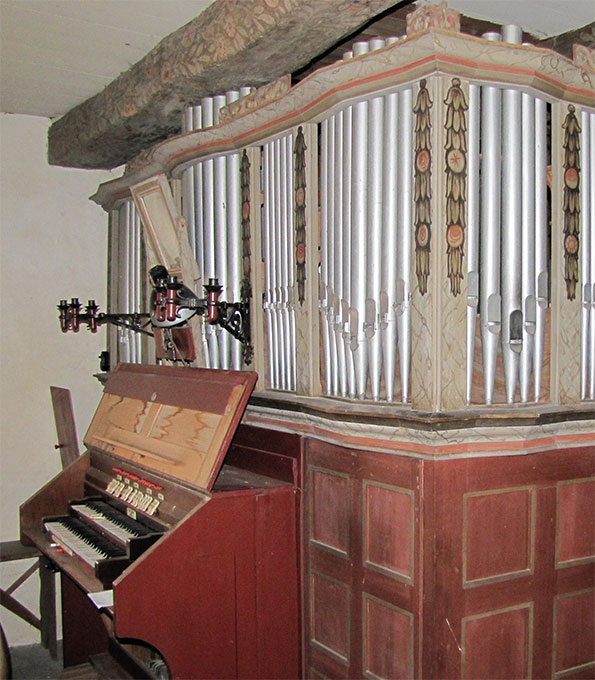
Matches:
[443,77,468,297]
[414,79,433,295]
[562,104,581,301]
[219,76,290,125]
[244,396,595,459]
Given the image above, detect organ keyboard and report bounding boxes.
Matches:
[20,364,299,679]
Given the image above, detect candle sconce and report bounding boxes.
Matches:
[58,265,253,365]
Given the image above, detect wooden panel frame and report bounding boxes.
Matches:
[362,480,415,585]
[462,486,536,588]
[461,602,534,680]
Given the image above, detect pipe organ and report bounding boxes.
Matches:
[51,4,594,678]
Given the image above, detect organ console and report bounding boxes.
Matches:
[20,363,300,679]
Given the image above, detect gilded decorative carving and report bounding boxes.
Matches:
[294,126,307,306]
[443,77,468,297]
[562,104,581,301]
[414,79,433,295]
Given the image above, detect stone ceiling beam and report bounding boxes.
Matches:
[48,0,404,170]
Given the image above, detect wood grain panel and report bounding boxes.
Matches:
[309,466,350,556]
[463,487,535,586]
[461,603,533,679]
[553,589,595,678]
[362,593,413,680]
[309,571,350,664]
[556,478,595,567]
[363,481,414,583]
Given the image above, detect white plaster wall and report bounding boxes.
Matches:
[0,113,118,645]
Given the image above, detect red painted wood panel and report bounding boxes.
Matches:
[309,467,350,556]
[462,604,533,679]
[556,478,595,566]
[463,487,535,585]
[363,481,414,583]
[554,589,595,675]
[363,594,413,680]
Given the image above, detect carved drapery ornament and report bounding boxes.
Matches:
[414,79,433,295]
[294,126,307,305]
[240,150,252,303]
[443,77,468,297]
[562,104,581,301]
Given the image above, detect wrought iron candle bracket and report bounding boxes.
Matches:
[57,265,253,365]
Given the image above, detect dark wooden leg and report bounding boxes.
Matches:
[39,556,57,660]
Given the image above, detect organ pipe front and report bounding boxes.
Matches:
[93,7,595,417]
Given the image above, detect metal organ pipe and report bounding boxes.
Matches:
[341,99,356,399]
[590,112,595,400]
[534,98,548,402]
[366,38,386,401]
[520,92,536,403]
[581,110,591,400]
[382,89,399,403]
[501,70,522,402]
[582,109,595,400]
[396,87,413,404]
[333,110,348,397]
[350,40,370,399]
[479,31,502,405]
[225,90,243,370]
[466,84,480,403]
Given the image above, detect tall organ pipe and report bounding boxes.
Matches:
[466,84,480,403]
[350,41,370,399]
[590,112,595,400]
[382,90,399,402]
[326,118,339,395]
[520,93,536,403]
[501,81,522,402]
[320,119,332,394]
[213,95,230,368]
[534,98,548,401]
[263,142,278,387]
[501,24,523,403]
[225,90,243,369]
[581,110,591,400]
[366,39,386,401]
[397,87,413,403]
[333,111,348,397]
[479,31,502,405]
[341,104,356,398]
[480,84,502,403]
[200,96,219,367]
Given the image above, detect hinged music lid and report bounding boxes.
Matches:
[84,363,257,492]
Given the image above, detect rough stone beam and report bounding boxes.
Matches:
[48,0,403,170]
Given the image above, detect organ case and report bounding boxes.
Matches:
[20,363,300,679]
